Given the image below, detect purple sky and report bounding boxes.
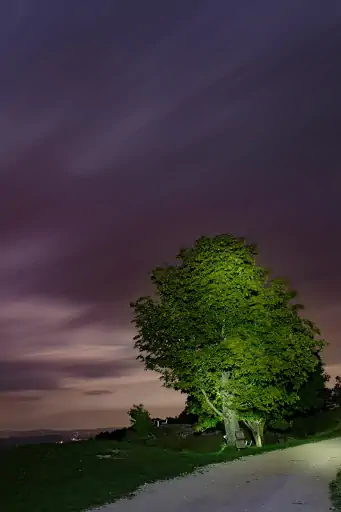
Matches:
[1,1,341,430]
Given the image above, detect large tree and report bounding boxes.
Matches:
[131,235,324,446]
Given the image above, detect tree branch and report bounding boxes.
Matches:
[201,388,224,418]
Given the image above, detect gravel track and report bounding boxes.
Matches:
[91,438,341,512]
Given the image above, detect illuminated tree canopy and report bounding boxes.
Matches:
[131,234,325,446]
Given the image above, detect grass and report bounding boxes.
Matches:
[2,429,341,512]
[330,466,341,511]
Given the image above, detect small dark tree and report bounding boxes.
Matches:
[329,375,341,407]
[95,428,127,441]
[128,404,153,438]
[334,376,341,395]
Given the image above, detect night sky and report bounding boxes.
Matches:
[1,1,341,430]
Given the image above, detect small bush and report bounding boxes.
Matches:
[267,418,292,432]
[144,430,224,453]
[263,431,282,445]
[330,470,341,511]
[180,432,224,453]
[128,404,154,438]
[95,428,128,442]
[290,408,341,438]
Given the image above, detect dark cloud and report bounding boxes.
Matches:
[65,306,130,330]
[0,358,138,393]
[1,1,341,426]
[0,2,339,308]
[83,390,113,396]
[0,361,59,393]
[12,395,43,403]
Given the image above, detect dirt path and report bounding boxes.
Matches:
[92,438,341,512]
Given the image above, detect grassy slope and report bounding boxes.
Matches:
[2,438,237,512]
[3,431,341,512]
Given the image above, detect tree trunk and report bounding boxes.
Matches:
[245,419,265,447]
[222,405,239,446]
[254,429,262,448]
[220,372,239,446]
[200,372,240,447]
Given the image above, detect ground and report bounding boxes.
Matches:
[93,438,341,512]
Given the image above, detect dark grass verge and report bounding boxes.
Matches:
[2,429,341,512]
[330,469,341,511]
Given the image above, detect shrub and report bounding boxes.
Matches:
[146,431,224,453]
[128,404,154,438]
[290,408,341,438]
[95,428,128,441]
[330,470,341,511]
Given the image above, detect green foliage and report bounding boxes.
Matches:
[266,352,329,429]
[183,395,221,431]
[128,404,153,437]
[169,399,199,425]
[290,408,341,438]
[293,353,328,414]
[267,418,292,432]
[131,234,325,438]
[194,416,221,433]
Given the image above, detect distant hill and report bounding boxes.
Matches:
[0,428,117,449]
